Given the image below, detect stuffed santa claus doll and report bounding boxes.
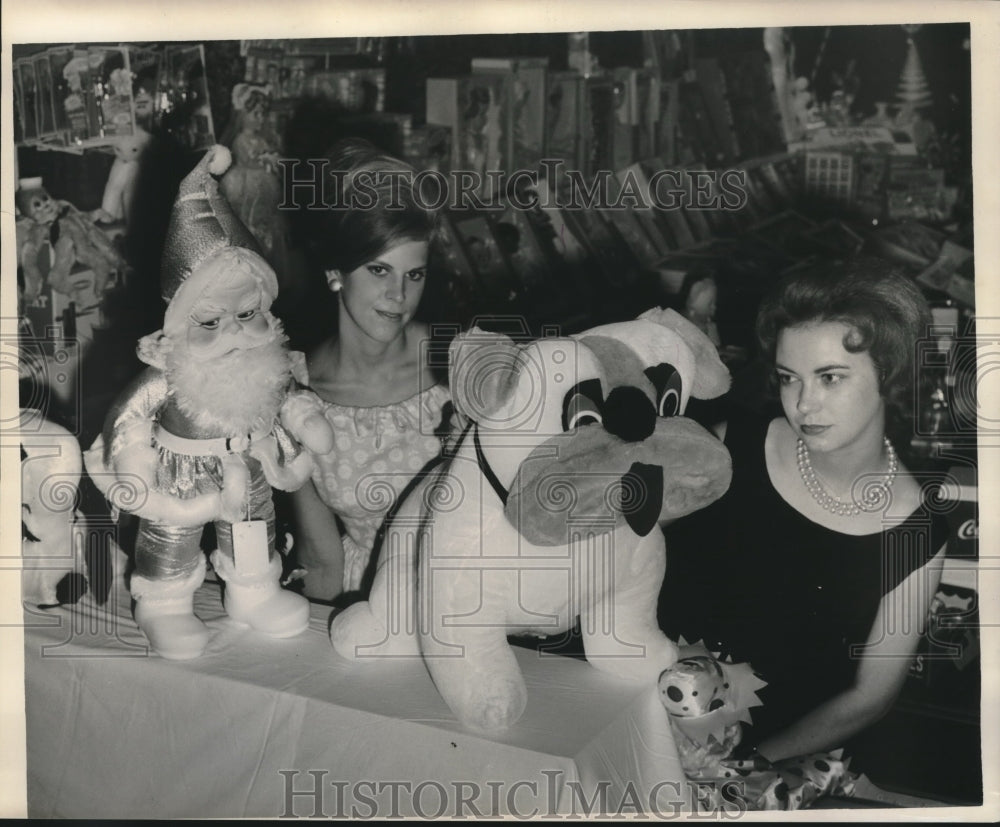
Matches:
[86,145,332,660]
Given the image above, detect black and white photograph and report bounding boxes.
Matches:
[2,0,997,819]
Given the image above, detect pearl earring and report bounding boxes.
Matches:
[327,271,342,293]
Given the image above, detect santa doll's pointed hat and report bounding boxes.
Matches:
[158,145,278,334]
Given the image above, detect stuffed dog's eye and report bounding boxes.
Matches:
[645,363,683,418]
[566,397,602,430]
[658,382,681,418]
[562,378,604,431]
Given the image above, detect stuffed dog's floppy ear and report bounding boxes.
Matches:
[449,327,523,423]
[638,307,730,400]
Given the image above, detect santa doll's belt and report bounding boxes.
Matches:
[152,424,272,457]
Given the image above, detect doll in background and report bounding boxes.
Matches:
[677,270,721,348]
[461,87,491,197]
[15,177,123,301]
[219,83,290,283]
[93,127,153,229]
[86,146,332,660]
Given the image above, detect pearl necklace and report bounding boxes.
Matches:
[796,437,898,517]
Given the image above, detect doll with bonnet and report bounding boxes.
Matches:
[219,83,289,278]
[86,145,332,660]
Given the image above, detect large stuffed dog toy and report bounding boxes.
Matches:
[331,307,733,732]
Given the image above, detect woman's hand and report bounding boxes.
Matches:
[300,561,344,603]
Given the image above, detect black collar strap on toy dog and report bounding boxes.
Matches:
[474,424,509,506]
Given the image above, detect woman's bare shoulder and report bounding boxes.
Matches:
[304,338,340,389]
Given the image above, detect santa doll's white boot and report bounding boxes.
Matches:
[211,551,309,638]
[131,556,210,660]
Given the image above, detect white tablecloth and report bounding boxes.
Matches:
[24,574,691,818]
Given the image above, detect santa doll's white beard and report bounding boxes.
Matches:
[165,330,293,436]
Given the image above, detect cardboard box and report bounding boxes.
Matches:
[89,46,136,139]
[694,58,739,164]
[563,205,641,288]
[490,204,552,295]
[471,57,548,170]
[803,150,855,206]
[609,67,639,170]
[600,204,662,268]
[719,50,786,159]
[452,215,516,303]
[940,463,978,559]
[612,165,675,255]
[306,68,386,112]
[164,44,215,151]
[433,214,479,315]
[33,52,58,139]
[908,582,979,688]
[404,123,452,175]
[16,58,39,142]
[635,70,661,160]
[581,78,618,178]
[426,74,511,201]
[51,48,98,145]
[545,71,584,169]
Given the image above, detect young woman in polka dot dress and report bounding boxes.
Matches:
[290,140,453,600]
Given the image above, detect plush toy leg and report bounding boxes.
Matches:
[579,540,679,682]
[417,562,528,732]
[131,555,210,660]
[329,562,421,660]
[21,517,87,608]
[330,602,392,659]
[211,551,309,638]
[422,624,528,733]
[330,546,422,660]
[581,603,679,682]
[330,477,428,660]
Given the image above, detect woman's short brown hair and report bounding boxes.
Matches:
[318,138,438,275]
[755,256,933,441]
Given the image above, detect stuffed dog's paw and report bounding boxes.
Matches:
[330,600,419,660]
[432,667,528,734]
[463,676,528,733]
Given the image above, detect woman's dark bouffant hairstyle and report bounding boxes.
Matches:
[755,256,933,439]
[318,138,438,275]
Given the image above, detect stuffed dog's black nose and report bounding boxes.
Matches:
[603,386,656,442]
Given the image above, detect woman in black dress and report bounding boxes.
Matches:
[659,257,948,762]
